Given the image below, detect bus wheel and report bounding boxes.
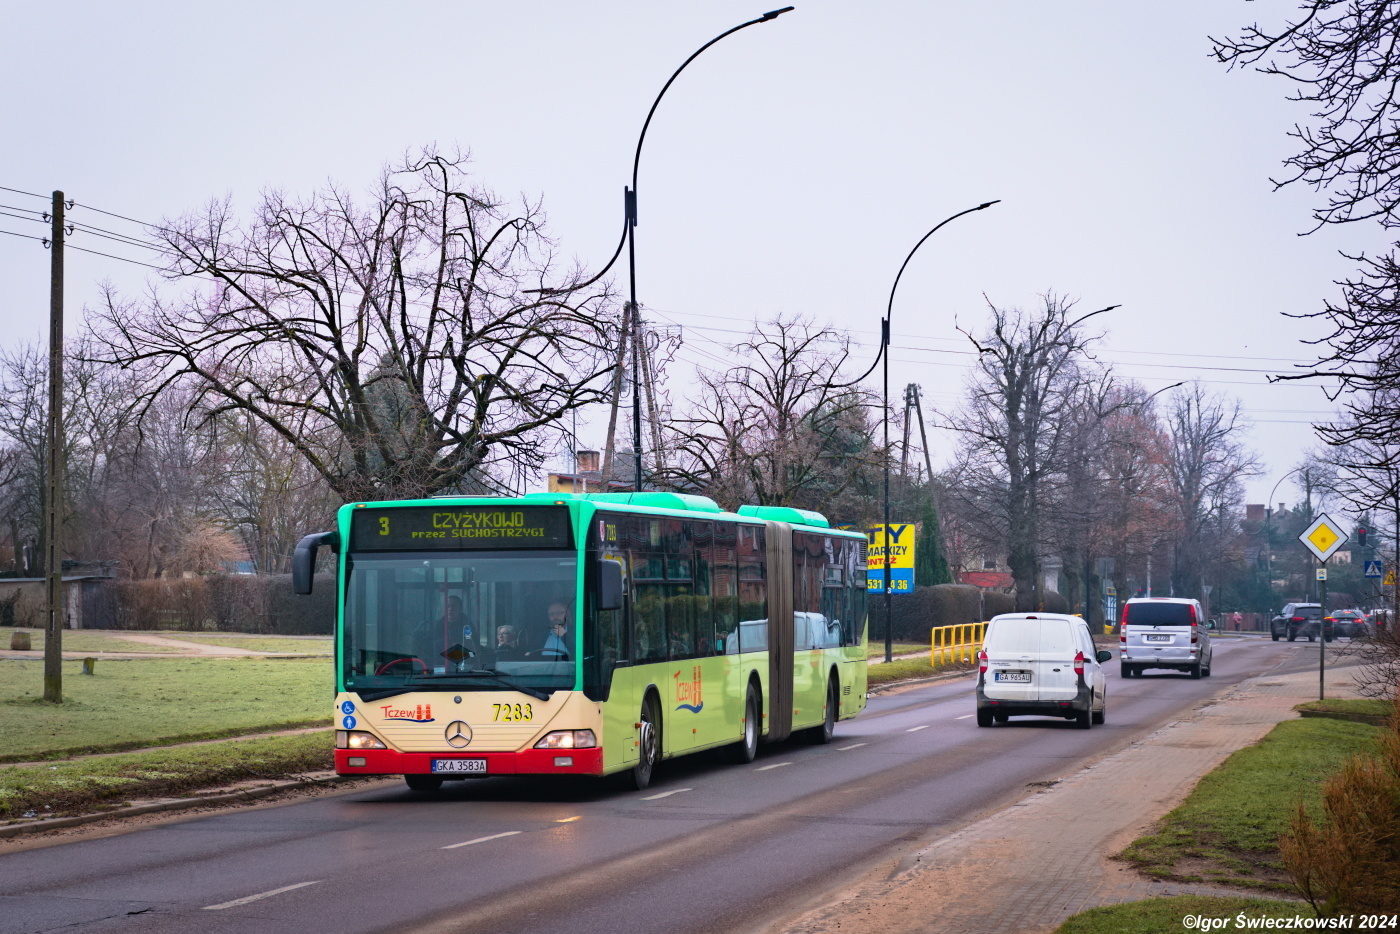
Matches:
[728,682,760,763]
[806,677,838,745]
[624,695,660,791]
[404,775,443,792]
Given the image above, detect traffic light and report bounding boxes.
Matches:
[1359,526,1368,548]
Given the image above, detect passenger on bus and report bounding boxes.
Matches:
[494,624,523,658]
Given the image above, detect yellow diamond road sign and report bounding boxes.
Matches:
[1299,514,1349,562]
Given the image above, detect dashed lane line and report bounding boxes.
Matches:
[954,714,973,720]
[441,831,522,850]
[756,762,792,771]
[906,725,930,732]
[642,788,692,800]
[204,881,321,910]
[837,743,867,750]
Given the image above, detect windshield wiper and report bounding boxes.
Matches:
[407,671,550,701]
[357,687,417,702]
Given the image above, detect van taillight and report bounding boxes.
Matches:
[1189,604,1198,625]
[1073,651,1085,677]
[1191,626,1199,644]
[978,649,988,675]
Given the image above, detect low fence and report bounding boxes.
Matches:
[931,621,988,666]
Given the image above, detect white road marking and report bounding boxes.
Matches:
[906,725,930,732]
[838,743,867,750]
[204,881,321,910]
[441,830,522,850]
[954,714,974,720]
[641,787,692,800]
[756,762,792,771]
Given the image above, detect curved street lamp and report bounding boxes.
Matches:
[530,8,794,490]
[836,201,1000,663]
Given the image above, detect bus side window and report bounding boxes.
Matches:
[714,521,739,654]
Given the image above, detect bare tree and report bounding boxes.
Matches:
[663,317,880,518]
[946,295,1113,610]
[1163,383,1260,612]
[93,150,617,503]
[1213,1,1400,230]
[1215,5,1400,447]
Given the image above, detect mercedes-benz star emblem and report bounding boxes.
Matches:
[445,721,472,748]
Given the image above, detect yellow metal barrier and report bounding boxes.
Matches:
[931,621,989,667]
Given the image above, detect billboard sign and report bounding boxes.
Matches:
[867,523,915,594]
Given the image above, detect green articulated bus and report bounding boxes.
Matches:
[293,491,869,791]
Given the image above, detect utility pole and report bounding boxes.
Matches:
[910,384,935,484]
[600,304,632,487]
[900,384,915,478]
[43,191,66,704]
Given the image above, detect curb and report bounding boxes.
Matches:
[0,773,361,840]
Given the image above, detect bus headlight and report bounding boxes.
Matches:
[336,730,388,750]
[534,730,597,749]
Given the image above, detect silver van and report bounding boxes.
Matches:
[1119,597,1212,678]
[975,613,1111,729]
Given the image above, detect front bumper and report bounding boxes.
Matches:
[336,747,605,777]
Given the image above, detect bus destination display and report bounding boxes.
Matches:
[351,506,572,551]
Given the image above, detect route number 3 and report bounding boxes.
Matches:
[378,517,390,536]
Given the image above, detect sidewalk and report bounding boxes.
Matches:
[769,663,1368,934]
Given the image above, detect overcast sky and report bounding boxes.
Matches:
[1,1,1385,518]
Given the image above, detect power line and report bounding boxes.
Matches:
[0,229,45,242]
[70,201,173,235]
[63,243,165,270]
[0,185,47,200]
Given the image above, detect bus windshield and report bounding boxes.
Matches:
[343,550,578,695]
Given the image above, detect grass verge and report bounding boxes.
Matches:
[1054,895,1309,934]
[0,657,331,761]
[151,635,332,654]
[1295,697,1392,718]
[868,656,973,685]
[866,643,928,659]
[1117,716,1381,891]
[0,731,334,820]
[2,629,184,654]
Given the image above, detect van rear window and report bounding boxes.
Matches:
[986,617,1076,654]
[1125,602,1194,627]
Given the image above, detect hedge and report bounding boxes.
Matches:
[868,584,1067,640]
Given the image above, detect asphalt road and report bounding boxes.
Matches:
[0,636,1323,934]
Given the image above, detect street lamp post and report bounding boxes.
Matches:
[623,7,794,489]
[1265,467,1304,611]
[839,202,1000,663]
[524,8,794,490]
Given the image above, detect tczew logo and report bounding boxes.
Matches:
[674,666,703,713]
[380,703,434,722]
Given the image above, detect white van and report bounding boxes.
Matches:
[1119,597,1212,678]
[975,613,1110,729]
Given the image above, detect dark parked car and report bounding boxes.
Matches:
[1271,603,1333,642]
